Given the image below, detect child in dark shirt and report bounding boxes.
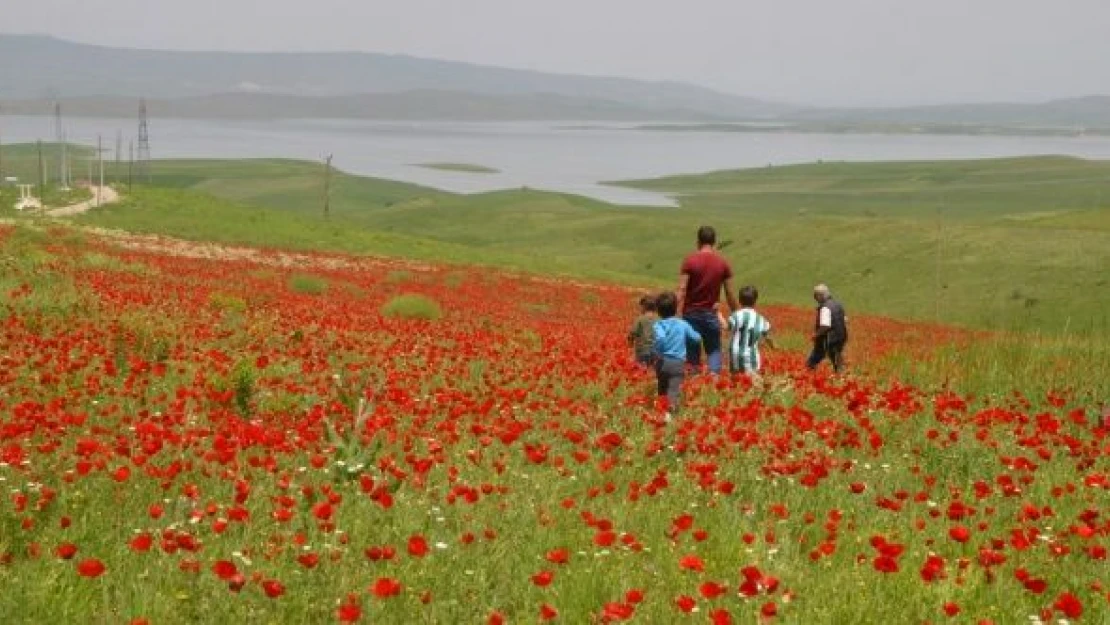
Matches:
[627,294,658,366]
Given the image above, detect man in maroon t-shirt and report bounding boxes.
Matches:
[678,226,739,374]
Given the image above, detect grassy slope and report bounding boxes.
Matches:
[70,155,1110,337]
[4,145,1105,334]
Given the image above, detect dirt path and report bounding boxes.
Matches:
[45,186,120,217]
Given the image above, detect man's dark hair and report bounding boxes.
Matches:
[639,294,657,311]
[656,291,678,318]
[739,285,759,307]
[696,226,716,247]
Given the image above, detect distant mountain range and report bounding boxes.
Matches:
[1,34,1107,128]
[0,34,779,120]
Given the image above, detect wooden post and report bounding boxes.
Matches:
[128,141,134,193]
[323,154,333,219]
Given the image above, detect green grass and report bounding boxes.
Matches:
[0,142,95,183]
[380,294,443,320]
[416,162,500,174]
[288,273,328,296]
[6,146,1109,339]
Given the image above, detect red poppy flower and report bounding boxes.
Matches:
[408,535,429,558]
[949,526,971,543]
[873,555,899,573]
[531,570,555,587]
[336,602,361,623]
[545,548,569,565]
[601,602,634,621]
[709,608,733,625]
[129,533,152,552]
[679,554,705,572]
[371,577,402,598]
[594,530,617,547]
[262,579,285,598]
[1053,591,1082,618]
[76,558,106,578]
[540,604,558,621]
[55,543,78,560]
[675,595,697,613]
[699,581,728,599]
[312,502,334,522]
[1024,578,1048,594]
[212,560,238,581]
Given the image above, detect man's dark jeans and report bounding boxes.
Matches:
[807,337,845,373]
[683,309,722,374]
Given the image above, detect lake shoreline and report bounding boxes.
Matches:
[5,116,1110,206]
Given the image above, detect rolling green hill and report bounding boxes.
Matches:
[4,146,1108,336]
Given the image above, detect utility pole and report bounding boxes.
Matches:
[323,154,333,219]
[37,141,45,206]
[137,98,151,183]
[97,134,104,207]
[55,102,68,188]
[60,132,69,189]
[128,141,134,193]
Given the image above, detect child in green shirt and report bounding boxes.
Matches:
[627,294,658,366]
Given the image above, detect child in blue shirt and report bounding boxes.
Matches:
[653,291,702,417]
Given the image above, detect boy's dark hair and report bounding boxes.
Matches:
[696,226,716,247]
[739,285,759,307]
[656,291,678,318]
[639,294,657,311]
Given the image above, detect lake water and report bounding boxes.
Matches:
[6,116,1110,206]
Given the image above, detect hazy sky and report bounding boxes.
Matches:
[7,0,1109,106]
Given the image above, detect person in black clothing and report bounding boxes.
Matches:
[806,283,848,373]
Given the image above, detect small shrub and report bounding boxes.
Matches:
[385,270,413,285]
[209,292,248,313]
[381,294,442,320]
[231,360,256,417]
[289,273,328,295]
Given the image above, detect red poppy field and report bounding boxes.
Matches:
[1,224,1107,624]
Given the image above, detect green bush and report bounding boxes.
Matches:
[289,273,328,295]
[209,291,248,313]
[380,294,442,320]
